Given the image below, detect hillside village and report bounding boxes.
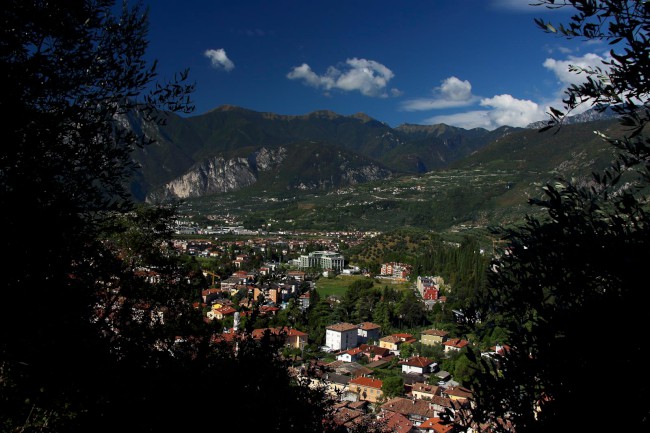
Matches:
[149,231,503,433]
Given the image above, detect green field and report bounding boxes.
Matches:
[314,274,412,298]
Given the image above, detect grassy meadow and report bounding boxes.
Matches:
[314,274,412,298]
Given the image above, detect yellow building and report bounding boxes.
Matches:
[420,329,449,346]
[348,376,384,403]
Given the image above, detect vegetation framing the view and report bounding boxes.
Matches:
[2,1,649,432]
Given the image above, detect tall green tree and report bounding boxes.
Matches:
[1,1,193,430]
[381,376,405,399]
[461,1,650,432]
[0,2,341,432]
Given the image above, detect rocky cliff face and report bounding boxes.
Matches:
[125,105,511,200]
[147,146,288,201]
[145,143,394,202]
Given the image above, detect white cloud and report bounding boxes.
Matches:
[423,94,546,130]
[204,48,235,72]
[401,76,478,111]
[480,94,546,128]
[287,58,396,97]
[541,52,616,116]
[543,52,610,87]
[424,111,493,130]
[412,53,612,130]
[440,76,473,101]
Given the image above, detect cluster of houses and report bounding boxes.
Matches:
[208,318,479,432]
[197,268,311,321]
[380,262,413,279]
[170,235,487,431]
[304,321,476,432]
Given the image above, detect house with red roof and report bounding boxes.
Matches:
[410,382,440,401]
[325,322,359,351]
[420,329,449,346]
[357,321,381,344]
[379,333,417,354]
[442,338,470,353]
[250,326,307,349]
[380,397,436,425]
[442,386,472,402]
[422,287,440,300]
[381,396,464,426]
[419,416,454,433]
[383,411,415,433]
[298,292,310,310]
[285,327,308,349]
[337,346,364,363]
[200,287,223,303]
[348,376,384,403]
[206,305,236,321]
[359,344,391,362]
[399,356,438,375]
[259,305,280,316]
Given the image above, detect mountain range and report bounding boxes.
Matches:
[125,104,622,233]
[125,105,523,202]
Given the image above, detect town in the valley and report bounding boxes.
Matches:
[163,221,504,433]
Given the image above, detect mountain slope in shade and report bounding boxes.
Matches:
[126,105,512,201]
[173,115,628,234]
[146,141,394,202]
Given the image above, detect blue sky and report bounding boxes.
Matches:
[141,0,611,130]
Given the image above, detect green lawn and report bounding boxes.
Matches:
[314,274,412,298]
[313,274,369,298]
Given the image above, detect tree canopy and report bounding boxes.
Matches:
[0,2,338,432]
[461,1,650,431]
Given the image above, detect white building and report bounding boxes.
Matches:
[325,322,358,351]
[299,250,345,271]
[357,322,381,344]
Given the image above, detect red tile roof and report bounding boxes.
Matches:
[443,338,469,348]
[443,386,473,399]
[399,356,435,368]
[392,333,414,340]
[419,417,454,433]
[384,412,413,433]
[349,376,383,389]
[214,306,236,315]
[422,329,449,337]
[358,321,381,330]
[327,322,358,332]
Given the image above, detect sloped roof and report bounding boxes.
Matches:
[411,382,440,395]
[349,376,383,389]
[333,407,364,426]
[419,417,454,433]
[327,361,373,377]
[358,321,381,330]
[393,333,414,340]
[326,322,358,332]
[399,356,435,368]
[360,344,391,356]
[381,397,435,418]
[443,386,473,399]
[324,372,351,385]
[421,329,449,337]
[442,338,469,348]
[384,412,414,433]
[365,355,395,369]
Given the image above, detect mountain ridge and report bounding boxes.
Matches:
[163,108,624,234]
[128,104,620,234]
[127,104,520,202]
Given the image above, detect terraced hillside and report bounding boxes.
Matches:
[177,116,622,234]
